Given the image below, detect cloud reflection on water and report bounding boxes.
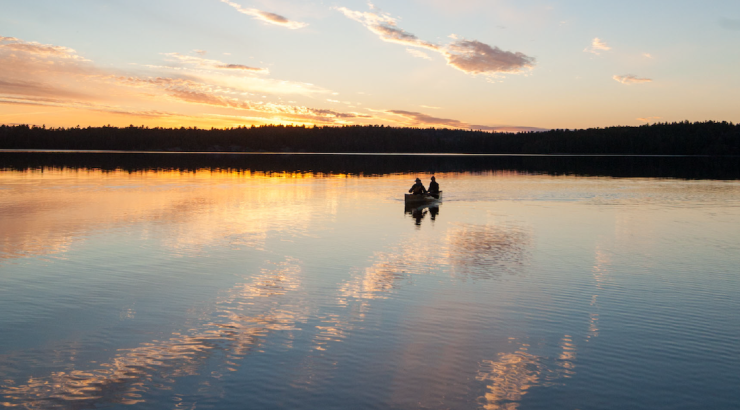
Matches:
[340,221,530,301]
[477,335,577,410]
[477,345,542,410]
[0,168,622,410]
[0,259,305,408]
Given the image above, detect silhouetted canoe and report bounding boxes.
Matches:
[404,192,442,203]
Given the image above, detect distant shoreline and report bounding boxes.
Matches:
[1,122,738,155]
[0,149,736,158]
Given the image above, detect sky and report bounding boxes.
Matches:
[1,0,739,131]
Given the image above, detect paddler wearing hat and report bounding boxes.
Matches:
[408,178,428,195]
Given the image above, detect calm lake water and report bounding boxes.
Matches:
[1,154,739,410]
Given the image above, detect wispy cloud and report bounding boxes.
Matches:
[337,7,534,76]
[0,78,91,100]
[406,48,432,60]
[110,75,365,121]
[336,7,440,51]
[642,52,653,59]
[386,110,545,132]
[162,52,268,73]
[387,110,465,128]
[0,36,372,126]
[584,38,611,55]
[220,0,307,29]
[0,36,89,61]
[637,116,661,122]
[613,74,652,84]
[0,94,183,119]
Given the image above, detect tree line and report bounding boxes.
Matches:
[0,121,738,155]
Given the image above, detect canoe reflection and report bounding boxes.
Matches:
[404,203,440,226]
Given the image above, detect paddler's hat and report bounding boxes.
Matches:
[431,176,436,180]
[415,178,421,182]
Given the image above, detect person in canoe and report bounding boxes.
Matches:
[427,176,440,196]
[409,178,427,195]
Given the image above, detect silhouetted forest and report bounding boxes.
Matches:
[1,121,738,155]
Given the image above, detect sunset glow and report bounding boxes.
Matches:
[1,1,738,130]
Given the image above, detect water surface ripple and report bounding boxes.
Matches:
[1,157,739,409]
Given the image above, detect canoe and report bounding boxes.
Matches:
[404,192,442,203]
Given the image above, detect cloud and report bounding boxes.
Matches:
[220,0,307,29]
[108,75,364,121]
[386,109,546,132]
[613,74,652,84]
[193,49,207,56]
[406,48,432,60]
[337,7,534,76]
[584,38,611,55]
[719,18,740,30]
[162,52,268,73]
[642,52,653,59]
[444,40,534,74]
[1,36,372,126]
[336,7,440,51]
[0,78,91,100]
[0,94,183,119]
[637,116,661,122]
[387,110,465,128]
[472,124,549,132]
[0,36,89,61]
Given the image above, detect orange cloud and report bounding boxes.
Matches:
[0,36,371,126]
[3,36,539,130]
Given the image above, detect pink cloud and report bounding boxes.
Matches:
[337,7,534,76]
[387,110,545,132]
[444,40,534,74]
